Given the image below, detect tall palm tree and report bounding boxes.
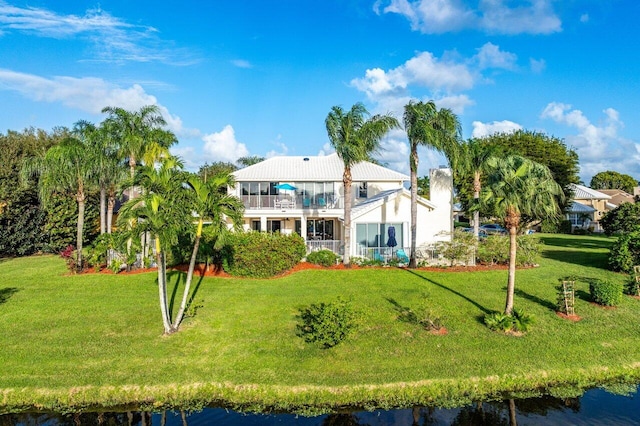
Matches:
[482,156,563,315]
[326,103,399,266]
[174,171,244,329]
[117,157,191,334]
[459,139,496,239]
[403,100,462,268]
[21,136,95,271]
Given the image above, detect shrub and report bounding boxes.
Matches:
[624,275,640,296]
[589,279,623,306]
[609,232,640,273]
[558,220,572,234]
[476,235,541,266]
[601,202,640,236]
[306,250,339,267]
[221,231,306,278]
[435,228,477,266]
[296,298,359,348]
[484,308,534,333]
[59,244,77,272]
[539,219,559,233]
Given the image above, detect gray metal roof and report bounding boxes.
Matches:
[570,184,611,200]
[567,201,596,213]
[351,188,435,220]
[232,153,410,182]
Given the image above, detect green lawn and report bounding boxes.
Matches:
[1,234,639,413]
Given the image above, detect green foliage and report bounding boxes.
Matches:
[435,228,477,266]
[590,170,638,194]
[476,235,541,266]
[608,231,640,273]
[0,188,48,256]
[589,279,623,306]
[350,256,385,267]
[43,193,99,254]
[395,301,445,332]
[484,308,534,333]
[306,249,339,267]
[624,274,640,296]
[600,202,640,236]
[540,219,572,234]
[296,298,359,348]
[222,231,306,277]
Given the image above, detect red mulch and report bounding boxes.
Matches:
[82,261,515,278]
[429,327,448,335]
[556,312,582,322]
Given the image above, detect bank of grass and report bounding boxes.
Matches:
[1,234,639,414]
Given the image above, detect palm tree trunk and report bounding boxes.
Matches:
[174,219,203,329]
[473,171,481,239]
[505,225,518,315]
[99,187,106,234]
[409,144,418,268]
[343,167,352,267]
[76,191,85,272]
[107,193,115,234]
[155,238,173,334]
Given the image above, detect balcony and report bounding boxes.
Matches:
[239,194,343,210]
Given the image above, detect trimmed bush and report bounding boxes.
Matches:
[296,298,359,348]
[221,231,306,278]
[589,279,623,307]
[306,249,339,267]
[476,235,541,266]
[609,231,640,273]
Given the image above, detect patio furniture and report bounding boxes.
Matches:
[396,249,409,263]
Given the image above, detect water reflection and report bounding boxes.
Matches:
[1,388,638,425]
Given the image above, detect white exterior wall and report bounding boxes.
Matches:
[428,168,454,242]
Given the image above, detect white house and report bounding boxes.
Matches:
[230,153,453,259]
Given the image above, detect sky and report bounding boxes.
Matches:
[1,0,639,183]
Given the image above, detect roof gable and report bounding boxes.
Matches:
[350,188,435,220]
[232,153,409,182]
[570,183,611,200]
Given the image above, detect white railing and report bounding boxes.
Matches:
[239,195,344,210]
[355,244,476,266]
[306,240,341,254]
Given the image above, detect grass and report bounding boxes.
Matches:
[1,233,639,414]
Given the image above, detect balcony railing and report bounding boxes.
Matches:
[239,195,343,210]
[306,240,342,254]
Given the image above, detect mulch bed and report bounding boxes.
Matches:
[556,312,582,322]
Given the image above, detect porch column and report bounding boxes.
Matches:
[301,215,307,240]
[260,216,267,232]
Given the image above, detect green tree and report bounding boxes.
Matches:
[325,103,399,266]
[237,156,265,168]
[417,176,430,198]
[198,161,238,178]
[117,157,192,334]
[22,136,97,270]
[590,170,638,194]
[175,172,244,329]
[482,156,563,315]
[403,100,461,267]
[600,202,640,236]
[479,130,579,213]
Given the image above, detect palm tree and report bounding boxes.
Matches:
[117,157,191,334]
[482,156,563,315]
[459,139,496,239]
[326,103,399,266]
[174,171,244,329]
[21,136,95,271]
[403,100,462,268]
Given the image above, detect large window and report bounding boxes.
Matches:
[356,223,403,249]
[240,182,278,208]
[295,182,336,207]
[306,219,335,240]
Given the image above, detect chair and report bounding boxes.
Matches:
[317,197,326,207]
[303,198,311,208]
[373,250,384,262]
[396,249,409,263]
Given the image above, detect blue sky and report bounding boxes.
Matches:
[1,0,638,183]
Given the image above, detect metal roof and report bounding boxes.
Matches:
[570,183,611,200]
[232,153,410,182]
[350,188,436,220]
[567,201,596,213]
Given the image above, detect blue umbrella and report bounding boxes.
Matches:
[386,226,397,248]
[275,183,297,190]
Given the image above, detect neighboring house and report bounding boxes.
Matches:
[567,184,611,232]
[599,189,635,210]
[230,153,453,259]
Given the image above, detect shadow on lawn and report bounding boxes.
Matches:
[0,287,18,305]
[514,288,556,312]
[166,271,206,318]
[541,250,610,269]
[539,235,614,250]
[402,269,491,316]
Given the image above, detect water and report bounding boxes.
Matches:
[1,388,639,425]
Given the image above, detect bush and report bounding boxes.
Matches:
[221,231,306,278]
[484,308,534,333]
[608,231,640,273]
[476,235,541,266]
[558,220,572,234]
[296,298,359,348]
[539,219,560,233]
[435,228,477,266]
[624,274,640,296]
[601,202,640,236]
[306,249,339,267]
[589,279,623,306]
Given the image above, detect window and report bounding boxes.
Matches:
[358,182,368,198]
[356,223,403,249]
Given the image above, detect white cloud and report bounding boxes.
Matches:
[541,102,640,180]
[265,136,289,158]
[475,42,517,70]
[529,57,546,73]
[434,94,474,115]
[231,59,252,69]
[317,142,334,156]
[201,125,249,163]
[379,0,561,35]
[0,2,195,64]
[471,120,522,138]
[0,68,193,136]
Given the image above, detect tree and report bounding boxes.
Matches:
[237,156,265,168]
[600,202,640,236]
[457,139,496,238]
[590,170,638,194]
[482,156,563,315]
[175,172,244,329]
[479,130,579,213]
[117,157,192,334]
[417,176,430,198]
[403,100,461,268]
[22,136,96,270]
[325,103,399,266]
[198,161,238,178]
